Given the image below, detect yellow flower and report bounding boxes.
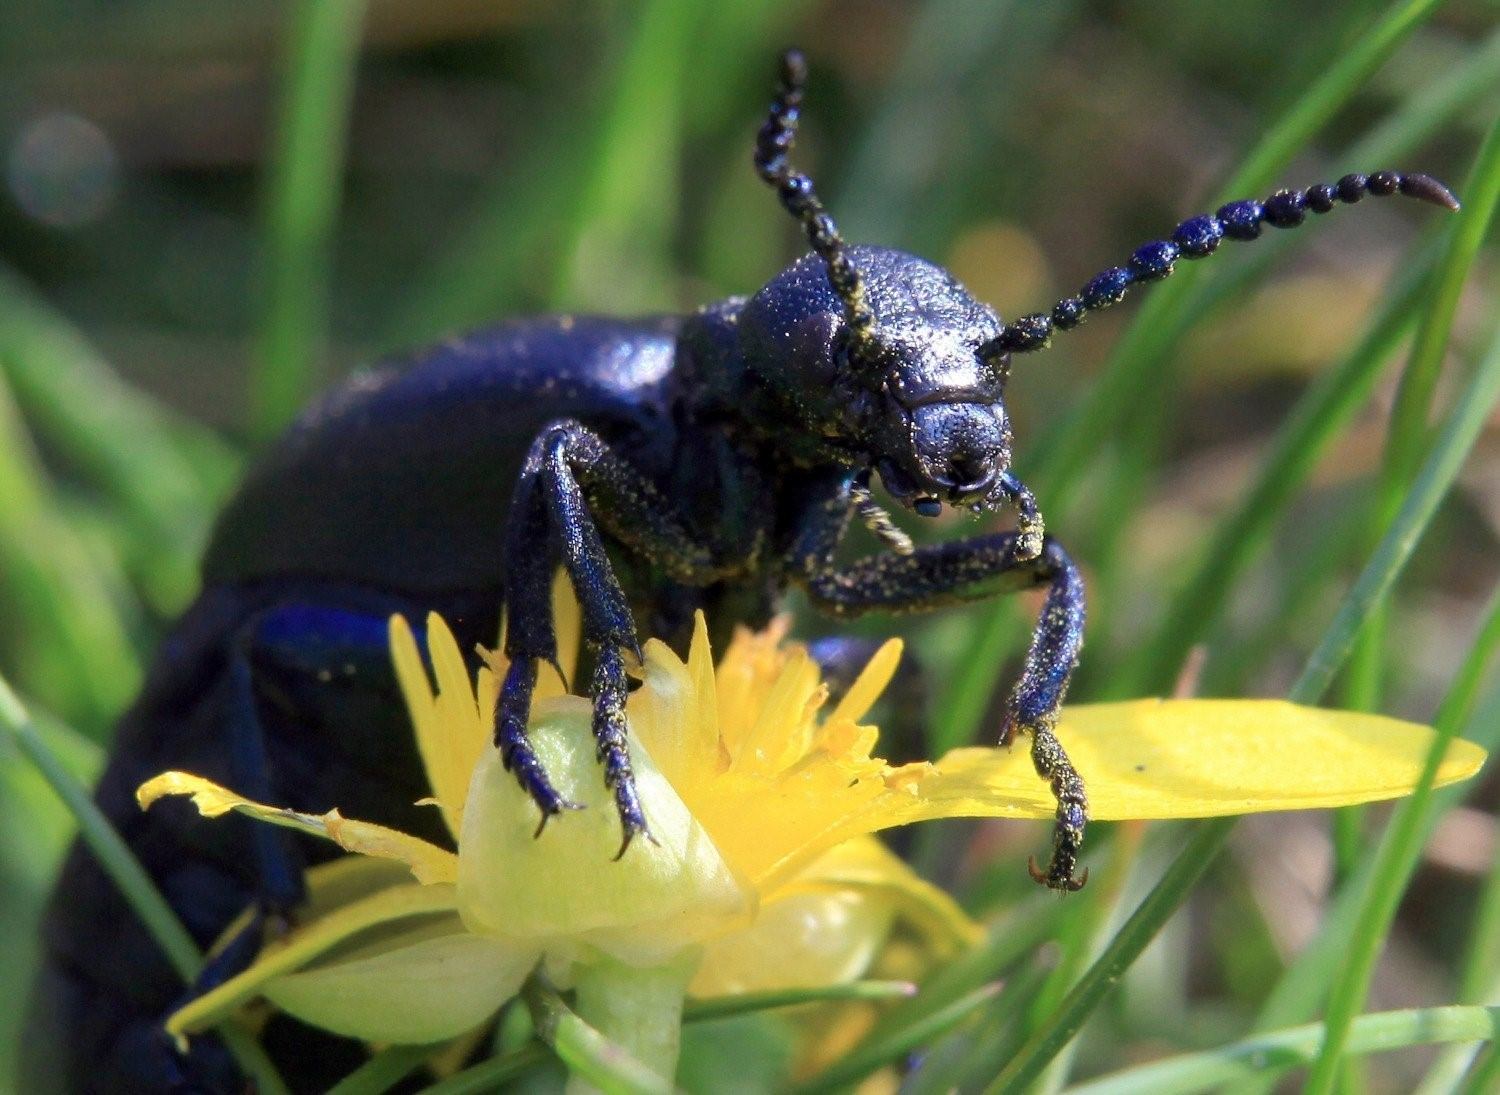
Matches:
[137,586,1485,1079]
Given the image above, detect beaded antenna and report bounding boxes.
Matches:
[754,49,877,358]
[980,171,1460,360]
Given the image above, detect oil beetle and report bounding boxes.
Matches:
[23,48,1458,1093]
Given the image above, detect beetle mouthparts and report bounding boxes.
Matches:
[913,497,942,517]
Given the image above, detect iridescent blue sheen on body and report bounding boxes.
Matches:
[33,45,1460,1093]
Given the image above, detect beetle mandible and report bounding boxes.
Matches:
[25,48,1459,1093]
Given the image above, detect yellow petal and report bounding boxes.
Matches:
[264,926,535,1045]
[924,700,1487,820]
[390,614,481,840]
[749,700,1485,889]
[690,881,893,997]
[690,834,977,998]
[687,611,719,753]
[426,614,491,836]
[787,836,981,957]
[630,637,717,794]
[828,638,903,726]
[457,696,751,966]
[137,771,458,884]
[168,882,459,1038]
[737,648,821,774]
[538,568,582,700]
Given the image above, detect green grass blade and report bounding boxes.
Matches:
[1031,0,1446,509]
[1462,1044,1500,1094]
[1421,967,1500,1093]
[1291,319,1500,703]
[942,0,1448,748]
[0,374,141,724]
[416,1045,548,1095]
[0,673,199,979]
[251,0,367,440]
[1056,27,1500,684]
[1462,804,1500,1005]
[790,982,1002,1095]
[1304,579,1500,1091]
[902,960,1057,1095]
[1108,246,1430,697]
[544,0,693,312]
[0,265,239,609]
[388,0,707,343]
[1344,106,1500,709]
[683,980,915,1023]
[0,673,293,1090]
[836,891,1056,1065]
[981,301,1500,1092]
[1230,683,1500,1087]
[982,819,1235,1094]
[326,1043,438,1095]
[1062,1005,1500,1095]
[0,266,239,502]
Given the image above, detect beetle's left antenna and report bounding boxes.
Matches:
[755,49,876,352]
[980,171,1460,361]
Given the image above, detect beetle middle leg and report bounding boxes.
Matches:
[792,478,1089,890]
[175,606,400,1035]
[501,418,733,854]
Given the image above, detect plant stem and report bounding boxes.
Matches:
[566,951,698,1093]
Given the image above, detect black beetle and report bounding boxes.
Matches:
[23,48,1458,1093]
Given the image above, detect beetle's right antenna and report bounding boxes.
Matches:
[755,49,877,354]
[979,171,1460,361]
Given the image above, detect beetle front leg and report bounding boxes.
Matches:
[497,469,583,831]
[793,487,1088,890]
[504,419,730,854]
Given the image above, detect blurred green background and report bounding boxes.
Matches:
[2,0,1499,1090]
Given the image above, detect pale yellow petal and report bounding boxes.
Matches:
[168,882,459,1039]
[693,834,977,998]
[457,696,751,966]
[137,771,458,884]
[687,611,719,763]
[630,638,717,794]
[390,615,440,787]
[390,615,480,840]
[748,700,1486,890]
[264,927,535,1045]
[322,814,459,884]
[736,649,821,774]
[540,567,581,699]
[206,857,419,964]
[690,883,892,997]
[922,700,1488,820]
[828,638,903,727]
[422,614,489,833]
[786,836,981,956]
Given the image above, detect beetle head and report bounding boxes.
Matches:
[740,245,1014,512]
[748,51,1021,517]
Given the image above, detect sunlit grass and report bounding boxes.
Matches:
[1,0,1497,1090]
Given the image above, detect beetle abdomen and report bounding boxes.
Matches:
[204,316,684,592]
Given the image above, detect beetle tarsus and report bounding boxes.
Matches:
[1026,723,1090,892]
[592,643,654,855]
[496,656,578,822]
[1029,855,1089,893]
